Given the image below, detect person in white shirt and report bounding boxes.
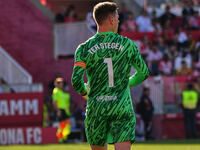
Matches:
[174,51,192,71]
[159,54,172,75]
[147,44,163,75]
[86,11,97,34]
[86,3,97,34]
[136,10,153,32]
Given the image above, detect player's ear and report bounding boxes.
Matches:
[108,14,114,25]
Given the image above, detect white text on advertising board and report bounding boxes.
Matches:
[0,127,42,145]
[0,99,39,116]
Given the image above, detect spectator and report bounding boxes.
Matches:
[174,51,192,71]
[157,36,166,54]
[181,83,198,139]
[55,6,66,23]
[150,9,157,21]
[187,11,200,30]
[151,18,162,34]
[195,37,200,51]
[177,28,188,44]
[136,10,154,32]
[86,3,97,34]
[165,44,178,63]
[147,44,163,75]
[136,87,154,140]
[163,19,174,32]
[185,33,196,53]
[191,55,200,80]
[194,54,200,70]
[162,28,174,46]
[182,0,195,25]
[120,11,137,32]
[64,4,77,23]
[118,2,129,32]
[135,113,145,141]
[139,36,151,61]
[194,76,200,93]
[196,11,200,27]
[176,60,192,75]
[73,103,87,142]
[159,5,176,28]
[174,28,188,50]
[86,12,96,34]
[159,54,173,76]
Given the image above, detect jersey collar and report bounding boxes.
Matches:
[95,31,116,37]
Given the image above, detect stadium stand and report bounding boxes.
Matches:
[0,0,81,103]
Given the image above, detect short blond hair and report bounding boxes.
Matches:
[93,2,118,25]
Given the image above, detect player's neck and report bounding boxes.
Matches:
[97,25,114,34]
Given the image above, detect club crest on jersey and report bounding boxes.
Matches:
[88,43,124,54]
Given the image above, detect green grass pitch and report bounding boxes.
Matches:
[1,142,200,150]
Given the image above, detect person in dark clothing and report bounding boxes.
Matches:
[55,13,65,23]
[73,103,87,142]
[159,5,176,28]
[182,1,195,29]
[118,2,129,32]
[137,87,154,140]
[182,1,194,17]
[55,6,66,23]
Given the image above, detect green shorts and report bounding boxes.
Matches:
[84,115,136,146]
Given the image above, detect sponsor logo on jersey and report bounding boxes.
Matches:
[96,96,117,101]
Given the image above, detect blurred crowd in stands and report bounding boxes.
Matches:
[54,1,200,82]
[117,1,200,82]
[55,4,78,23]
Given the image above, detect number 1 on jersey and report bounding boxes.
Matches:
[104,58,114,87]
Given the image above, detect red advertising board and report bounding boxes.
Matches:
[0,93,43,126]
[162,113,200,139]
[0,127,58,145]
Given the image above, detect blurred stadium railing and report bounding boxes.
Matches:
[0,46,32,84]
[131,78,164,114]
[0,83,43,93]
[54,21,93,59]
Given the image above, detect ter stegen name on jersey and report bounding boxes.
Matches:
[88,42,124,54]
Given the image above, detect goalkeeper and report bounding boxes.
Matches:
[71,2,149,150]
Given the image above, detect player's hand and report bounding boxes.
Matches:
[84,82,90,93]
[82,83,90,101]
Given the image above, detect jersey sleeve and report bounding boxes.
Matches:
[129,41,150,87]
[71,45,87,95]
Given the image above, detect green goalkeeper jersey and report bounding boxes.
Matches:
[72,31,149,117]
